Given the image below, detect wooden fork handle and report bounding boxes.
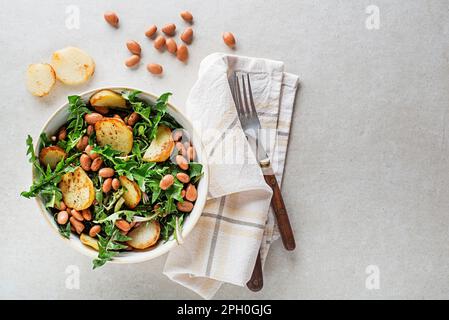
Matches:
[263,174,296,251]
[246,251,263,291]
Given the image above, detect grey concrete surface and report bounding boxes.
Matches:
[1,0,448,299]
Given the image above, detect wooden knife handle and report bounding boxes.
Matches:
[246,251,263,291]
[263,174,296,251]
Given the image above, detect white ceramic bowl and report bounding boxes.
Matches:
[33,87,208,263]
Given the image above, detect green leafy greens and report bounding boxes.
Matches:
[21,135,79,237]
[21,90,203,268]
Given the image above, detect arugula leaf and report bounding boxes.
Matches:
[160,213,184,242]
[146,179,162,204]
[166,179,184,202]
[21,136,79,201]
[40,186,62,208]
[122,90,142,103]
[91,145,122,166]
[65,95,89,152]
[148,93,171,140]
[132,140,143,161]
[133,101,152,125]
[25,135,44,175]
[94,209,143,224]
[159,112,181,130]
[124,91,172,141]
[103,189,124,211]
[39,133,52,148]
[58,222,71,239]
[93,227,131,269]
[25,135,37,162]
[188,162,204,184]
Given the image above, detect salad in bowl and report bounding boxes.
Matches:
[21,88,207,268]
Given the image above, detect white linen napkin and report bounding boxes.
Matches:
[163,53,299,299]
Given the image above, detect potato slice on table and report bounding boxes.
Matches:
[51,47,95,85]
[95,118,133,155]
[119,176,141,209]
[142,125,174,162]
[80,233,99,251]
[127,221,160,249]
[59,167,95,210]
[39,146,66,169]
[90,90,127,109]
[26,63,56,97]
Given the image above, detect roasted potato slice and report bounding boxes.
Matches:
[80,233,99,251]
[51,47,95,85]
[127,221,160,249]
[26,63,56,97]
[95,118,133,155]
[59,167,95,210]
[39,146,66,169]
[89,90,127,109]
[142,125,174,162]
[119,176,141,209]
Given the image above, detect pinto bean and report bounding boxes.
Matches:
[103,178,112,193]
[70,216,85,234]
[55,200,67,211]
[125,55,140,67]
[90,158,103,171]
[71,209,84,222]
[104,11,119,27]
[162,23,176,36]
[223,32,236,48]
[166,38,177,54]
[176,142,187,156]
[84,145,99,159]
[115,219,131,232]
[180,27,193,44]
[176,155,189,170]
[147,63,163,75]
[80,154,92,171]
[177,201,194,212]
[185,184,198,201]
[145,25,157,38]
[176,172,190,183]
[154,35,166,50]
[160,174,175,190]
[172,130,183,142]
[127,112,140,126]
[187,146,196,161]
[126,40,142,55]
[57,211,69,225]
[58,127,67,141]
[87,125,94,136]
[176,44,188,61]
[84,112,103,125]
[89,225,101,237]
[112,178,120,190]
[81,209,92,221]
[99,167,115,178]
[180,11,193,23]
[76,135,89,151]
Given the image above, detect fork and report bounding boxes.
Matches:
[229,72,296,292]
[229,72,296,251]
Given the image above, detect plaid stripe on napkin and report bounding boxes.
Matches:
[164,53,299,299]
